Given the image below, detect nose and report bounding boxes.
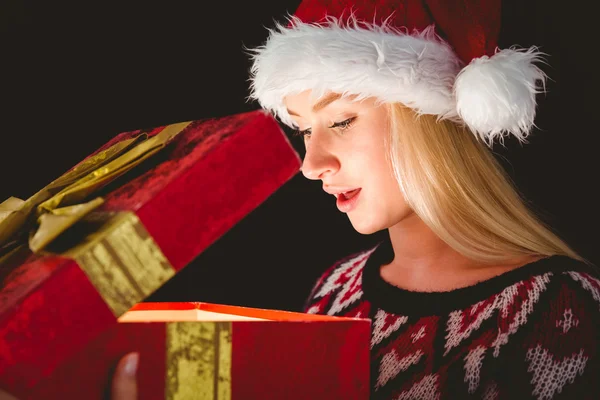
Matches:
[301,131,340,180]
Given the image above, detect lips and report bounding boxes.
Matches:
[338,189,360,200]
[335,188,361,213]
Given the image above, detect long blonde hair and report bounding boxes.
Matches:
[387,103,584,264]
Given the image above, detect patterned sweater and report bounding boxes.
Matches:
[304,238,600,399]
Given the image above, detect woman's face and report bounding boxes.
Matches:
[283,90,413,234]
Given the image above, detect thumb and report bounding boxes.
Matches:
[111,352,139,400]
[0,389,19,400]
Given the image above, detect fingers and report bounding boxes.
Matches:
[111,352,139,400]
[1,354,140,400]
[0,389,19,400]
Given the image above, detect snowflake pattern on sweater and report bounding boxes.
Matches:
[304,239,600,399]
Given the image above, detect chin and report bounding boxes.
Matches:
[348,217,385,235]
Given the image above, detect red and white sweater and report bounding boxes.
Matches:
[304,238,600,399]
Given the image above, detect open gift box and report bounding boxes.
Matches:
[0,110,371,399]
[30,302,371,399]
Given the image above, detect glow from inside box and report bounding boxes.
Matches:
[118,309,267,322]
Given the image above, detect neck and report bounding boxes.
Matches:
[386,213,470,271]
[382,214,536,292]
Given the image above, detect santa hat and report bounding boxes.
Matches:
[248,0,547,145]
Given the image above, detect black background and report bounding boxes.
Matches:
[1,1,597,312]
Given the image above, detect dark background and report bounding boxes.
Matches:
[1,1,597,312]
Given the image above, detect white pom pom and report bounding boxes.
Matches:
[454,48,547,146]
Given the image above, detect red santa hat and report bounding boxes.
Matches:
[249,0,547,145]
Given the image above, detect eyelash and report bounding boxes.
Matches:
[293,117,356,137]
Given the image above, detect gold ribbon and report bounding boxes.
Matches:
[0,121,192,256]
[0,121,193,317]
[166,322,232,400]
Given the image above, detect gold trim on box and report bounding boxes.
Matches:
[0,121,194,315]
[60,212,175,317]
[0,121,192,255]
[166,322,232,400]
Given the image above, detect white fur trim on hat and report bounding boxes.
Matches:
[249,17,462,125]
[248,16,547,145]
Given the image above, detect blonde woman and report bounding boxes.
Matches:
[247,0,600,398]
[75,0,599,399]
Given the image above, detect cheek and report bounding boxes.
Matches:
[364,143,395,183]
[373,173,404,209]
[367,154,406,210]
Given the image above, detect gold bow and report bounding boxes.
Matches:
[0,121,191,258]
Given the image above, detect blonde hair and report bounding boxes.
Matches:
[387,103,585,264]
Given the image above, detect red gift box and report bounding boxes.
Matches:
[0,110,330,399]
[30,302,371,400]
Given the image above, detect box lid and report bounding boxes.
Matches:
[0,110,302,397]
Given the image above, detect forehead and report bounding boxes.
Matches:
[284,90,373,115]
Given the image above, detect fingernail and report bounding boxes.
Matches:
[123,352,139,377]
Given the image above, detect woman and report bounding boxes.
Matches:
[58,0,599,399]
[244,0,600,398]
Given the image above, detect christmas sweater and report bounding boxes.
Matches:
[304,238,600,399]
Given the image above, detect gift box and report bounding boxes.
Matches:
[0,110,339,399]
[29,302,371,399]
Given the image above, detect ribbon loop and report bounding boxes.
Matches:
[0,121,192,256]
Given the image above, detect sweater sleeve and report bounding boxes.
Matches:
[302,261,339,313]
[495,270,600,399]
[302,246,378,314]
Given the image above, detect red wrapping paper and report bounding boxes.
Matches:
[29,302,371,400]
[0,110,303,399]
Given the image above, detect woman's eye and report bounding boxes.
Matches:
[293,128,312,137]
[292,117,355,137]
[329,117,356,130]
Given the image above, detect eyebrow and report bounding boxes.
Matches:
[287,93,343,116]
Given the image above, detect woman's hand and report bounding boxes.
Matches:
[111,352,139,400]
[0,389,18,400]
[0,352,139,400]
